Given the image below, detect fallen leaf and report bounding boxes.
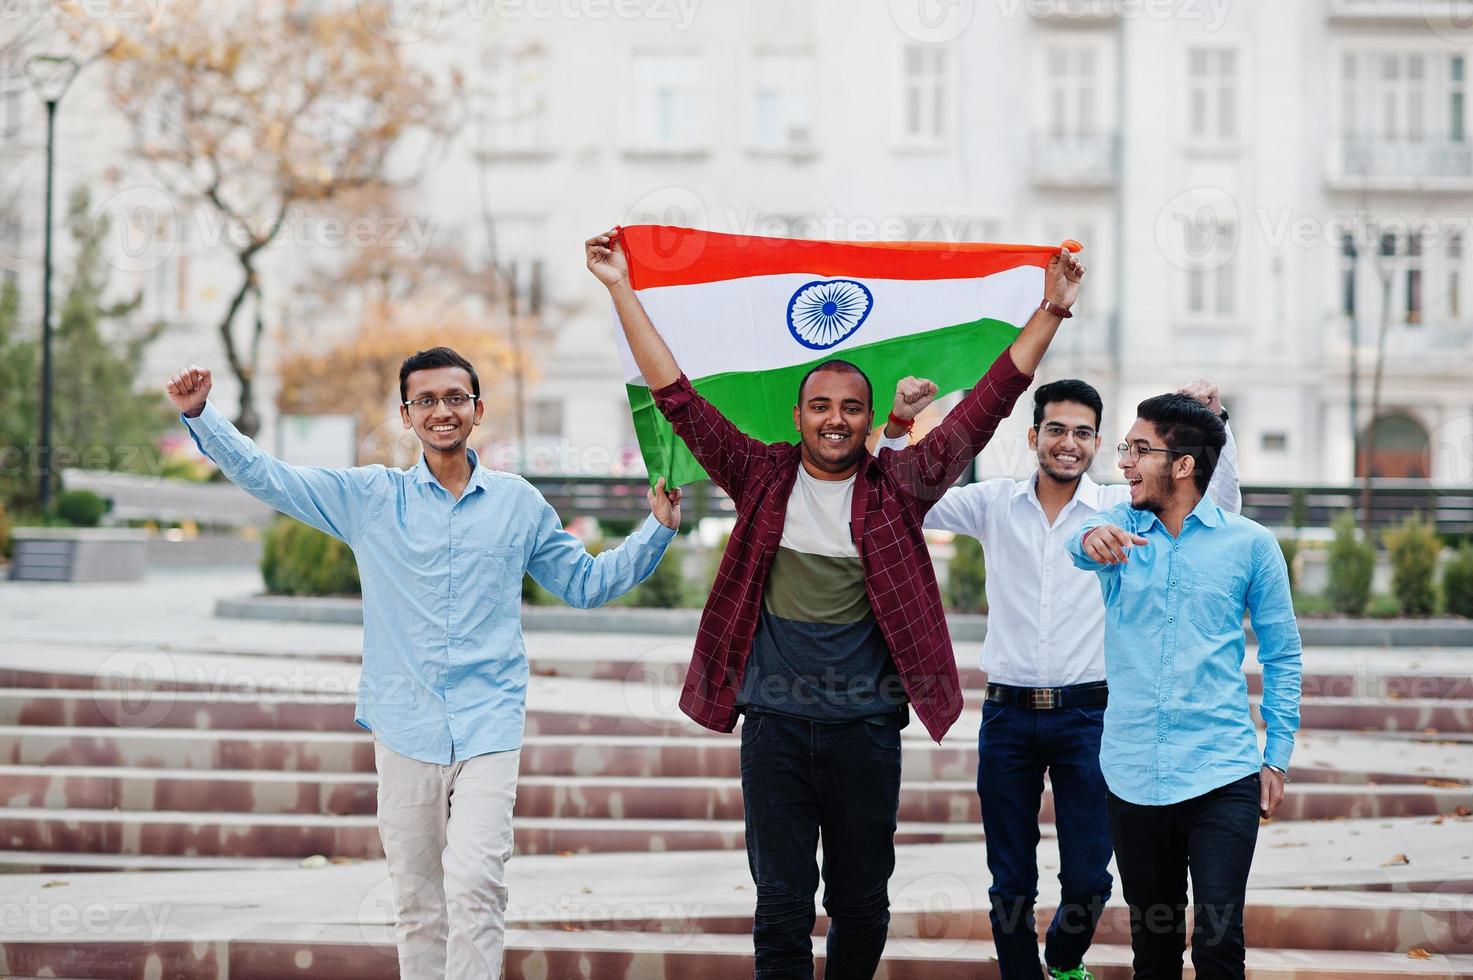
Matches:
[1426,778,1464,788]
[1381,853,1411,867]
[1408,948,1433,960]
[41,880,68,889]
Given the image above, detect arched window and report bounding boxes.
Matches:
[1357,413,1431,479]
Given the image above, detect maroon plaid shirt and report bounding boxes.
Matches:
[653,346,1033,743]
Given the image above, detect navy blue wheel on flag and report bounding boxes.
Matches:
[786,279,874,350]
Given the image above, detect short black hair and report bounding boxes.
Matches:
[399,347,480,403]
[1032,378,1103,430]
[797,359,872,410]
[1135,392,1226,494]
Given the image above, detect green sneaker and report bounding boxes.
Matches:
[1049,968,1094,980]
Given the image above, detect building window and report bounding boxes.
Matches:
[1453,55,1465,142]
[1341,50,1466,143]
[899,44,951,144]
[632,52,704,150]
[530,398,563,438]
[479,47,548,152]
[752,52,814,153]
[1406,233,1423,323]
[1187,48,1238,142]
[487,216,546,314]
[1044,45,1099,139]
[1185,221,1237,317]
[0,69,22,143]
[1261,432,1288,452]
[1340,232,1357,317]
[1447,231,1462,318]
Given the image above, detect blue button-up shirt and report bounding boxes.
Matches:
[1066,493,1302,806]
[183,403,674,764]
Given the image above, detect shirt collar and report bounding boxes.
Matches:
[1012,471,1103,513]
[1136,492,1222,534]
[1188,491,1223,527]
[413,448,488,493]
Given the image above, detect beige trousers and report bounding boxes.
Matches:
[374,738,521,980]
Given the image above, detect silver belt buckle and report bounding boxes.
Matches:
[1030,688,1058,710]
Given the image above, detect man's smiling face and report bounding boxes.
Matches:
[400,365,484,454]
[1028,399,1101,483]
[793,367,873,476]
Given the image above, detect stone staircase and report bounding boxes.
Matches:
[2,631,1473,978]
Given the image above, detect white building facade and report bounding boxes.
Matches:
[3,0,1470,485]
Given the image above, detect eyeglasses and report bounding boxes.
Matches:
[1117,442,1186,463]
[404,393,477,412]
[1038,423,1097,441]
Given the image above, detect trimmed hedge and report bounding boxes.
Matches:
[261,517,360,596]
[1443,543,1473,618]
[1326,511,1373,616]
[1382,513,1441,616]
[56,489,106,527]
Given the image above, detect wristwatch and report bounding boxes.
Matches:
[1265,764,1290,782]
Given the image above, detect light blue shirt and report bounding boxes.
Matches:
[183,403,675,764]
[1066,493,1302,806]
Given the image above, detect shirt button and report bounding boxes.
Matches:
[1167,617,1174,623]
[1158,735,1166,743]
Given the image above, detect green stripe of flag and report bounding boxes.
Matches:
[628,316,1022,488]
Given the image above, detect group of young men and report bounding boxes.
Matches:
[165,227,1301,980]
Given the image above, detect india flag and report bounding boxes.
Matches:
[615,225,1074,487]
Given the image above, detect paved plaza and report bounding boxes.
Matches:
[0,569,1471,977]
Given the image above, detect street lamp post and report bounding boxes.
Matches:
[24,54,80,519]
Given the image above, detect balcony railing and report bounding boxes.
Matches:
[1332,133,1473,187]
[1327,315,1473,367]
[1026,0,1119,22]
[1328,0,1462,24]
[1030,132,1119,188]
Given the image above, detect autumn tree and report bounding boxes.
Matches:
[65,0,458,437]
[274,303,520,468]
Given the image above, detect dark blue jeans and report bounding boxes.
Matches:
[1107,773,1261,980]
[739,710,904,979]
[977,699,1114,979]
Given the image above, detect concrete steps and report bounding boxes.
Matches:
[2,614,1472,977]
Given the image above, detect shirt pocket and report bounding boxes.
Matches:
[1186,574,1246,632]
[477,546,524,606]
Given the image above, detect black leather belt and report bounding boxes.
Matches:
[985,681,1108,710]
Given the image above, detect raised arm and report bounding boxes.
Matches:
[1177,378,1241,514]
[886,246,1083,511]
[588,228,765,500]
[166,366,382,544]
[1010,244,1085,376]
[587,228,680,390]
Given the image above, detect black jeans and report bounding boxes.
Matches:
[977,699,1113,979]
[739,711,903,979]
[1107,773,1261,980]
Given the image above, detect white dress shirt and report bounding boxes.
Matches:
[877,425,1239,688]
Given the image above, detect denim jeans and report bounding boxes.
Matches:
[977,699,1114,979]
[1107,772,1262,980]
[739,710,904,979]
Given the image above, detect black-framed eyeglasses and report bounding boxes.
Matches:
[1038,423,1098,441]
[1117,442,1186,463]
[404,393,477,411]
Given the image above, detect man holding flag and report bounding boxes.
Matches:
[587,225,1084,978]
